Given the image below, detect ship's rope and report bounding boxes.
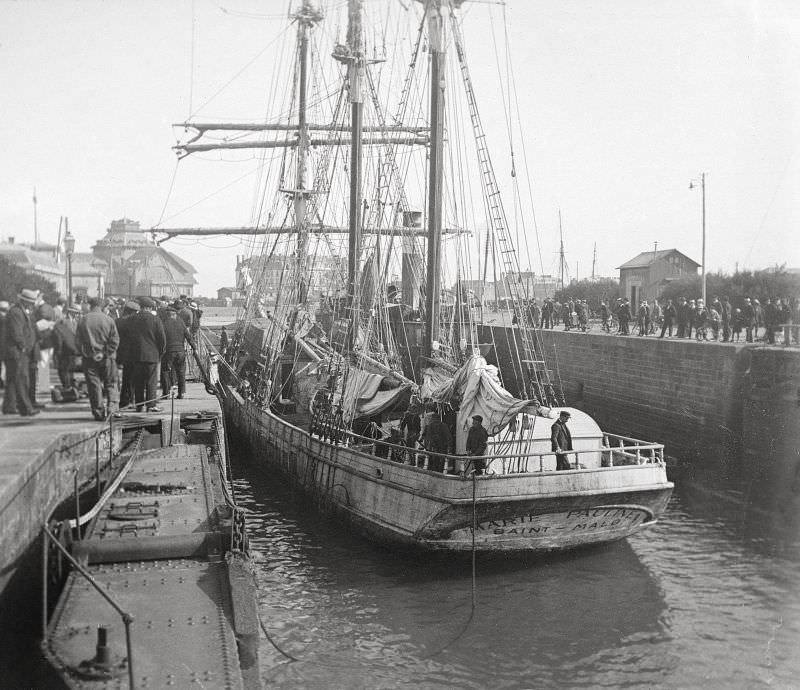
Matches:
[259,616,300,663]
[422,470,478,660]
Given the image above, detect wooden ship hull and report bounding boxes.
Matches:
[223,389,672,553]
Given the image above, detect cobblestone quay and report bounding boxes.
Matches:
[479,326,800,479]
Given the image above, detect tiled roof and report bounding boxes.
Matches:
[617,248,700,270]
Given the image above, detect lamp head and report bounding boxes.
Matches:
[63,231,76,255]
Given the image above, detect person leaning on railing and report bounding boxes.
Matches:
[466,414,489,475]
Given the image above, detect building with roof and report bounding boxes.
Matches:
[617,248,700,305]
[70,252,108,301]
[0,238,65,293]
[93,218,196,297]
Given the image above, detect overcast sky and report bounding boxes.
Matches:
[1,0,797,296]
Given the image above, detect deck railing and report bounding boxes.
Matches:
[330,428,665,477]
[42,524,136,688]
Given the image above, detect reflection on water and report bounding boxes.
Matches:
[233,447,800,690]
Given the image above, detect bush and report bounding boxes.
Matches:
[0,256,58,304]
[554,278,621,311]
[659,266,800,308]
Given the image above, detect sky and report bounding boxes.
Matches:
[1,0,798,296]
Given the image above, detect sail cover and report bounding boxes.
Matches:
[422,356,531,452]
[339,370,411,420]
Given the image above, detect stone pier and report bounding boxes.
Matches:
[480,326,799,479]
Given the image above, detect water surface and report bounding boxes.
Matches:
[234,457,800,689]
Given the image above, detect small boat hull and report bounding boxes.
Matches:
[224,390,673,553]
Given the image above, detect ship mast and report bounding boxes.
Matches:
[293,1,320,304]
[345,0,364,350]
[423,0,447,360]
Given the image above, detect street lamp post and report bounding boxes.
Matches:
[689,173,706,304]
[63,229,76,307]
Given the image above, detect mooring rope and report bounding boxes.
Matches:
[422,471,478,659]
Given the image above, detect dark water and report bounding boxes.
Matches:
[234,456,800,690]
[6,456,799,689]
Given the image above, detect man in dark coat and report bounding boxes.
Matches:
[420,412,452,472]
[676,297,688,338]
[541,299,553,329]
[115,301,140,409]
[76,297,120,421]
[617,299,631,335]
[161,308,192,398]
[720,296,733,342]
[466,414,490,475]
[129,297,166,412]
[2,289,39,416]
[52,305,81,388]
[551,410,573,471]
[660,299,677,338]
[763,298,778,344]
[742,297,756,342]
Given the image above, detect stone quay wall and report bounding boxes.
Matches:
[478,326,798,477]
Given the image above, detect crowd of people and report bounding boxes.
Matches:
[0,289,202,420]
[518,295,799,343]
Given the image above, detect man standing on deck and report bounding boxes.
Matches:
[420,412,452,472]
[551,410,573,471]
[466,414,490,475]
[75,297,120,421]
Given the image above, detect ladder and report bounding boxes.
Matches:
[450,15,558,405]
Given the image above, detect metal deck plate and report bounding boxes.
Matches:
[47,558,243,689]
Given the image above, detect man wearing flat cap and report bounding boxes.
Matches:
[76,297,120,421]
[466,414,489,475]
[551,410,573,471]
[129,296,166,412]
[2,289,40,416]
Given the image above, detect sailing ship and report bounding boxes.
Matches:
[171,0,672,552]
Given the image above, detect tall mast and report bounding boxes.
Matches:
[346,0,364,349]
[591,242,596,281]
[292,2,322,304]
[424,0,446,359]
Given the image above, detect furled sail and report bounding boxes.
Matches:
[422,355,532,452]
